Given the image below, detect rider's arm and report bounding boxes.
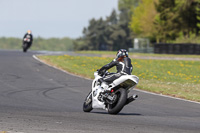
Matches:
[123,57,133,75]
[99,59,117,72]
[23,33,27,39]
[22,34,27,42]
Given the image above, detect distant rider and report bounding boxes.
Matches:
[98,49,133,88]
[23,30,33,49]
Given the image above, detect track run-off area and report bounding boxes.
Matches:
[0,50,199,133]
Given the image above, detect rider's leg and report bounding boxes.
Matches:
[27,43,32,49]
[103,73,122,83]
[98,73,117,85]
[99,73,123,90]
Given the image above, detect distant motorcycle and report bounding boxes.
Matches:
[22,38,31,52]
[83,71,139,114]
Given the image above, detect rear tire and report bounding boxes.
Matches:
[108,88,127,114]
[83,91,93,112]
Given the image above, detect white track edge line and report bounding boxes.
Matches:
[33,54,200,105]
[33,55,91,80]
[134,89,200,104]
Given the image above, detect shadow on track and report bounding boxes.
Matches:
[91,111,142,116]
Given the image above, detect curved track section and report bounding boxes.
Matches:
[0,50,199,133]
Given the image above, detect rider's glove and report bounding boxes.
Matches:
[98,69,106,76]
[97,69,102,75]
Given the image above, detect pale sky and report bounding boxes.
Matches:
[0,0,118,39]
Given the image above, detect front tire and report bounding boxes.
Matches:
[23,43,28,52]
[23,48,27,52]
[83,91,93,112]
[108,88,127,114]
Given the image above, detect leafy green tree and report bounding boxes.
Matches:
[75,0,142,51]
[154,0,178,42]
[155,0,199,42]
[118,0,142,49]
[81,18,109,50]
[196,0,200,35]
[79,9,130,51]
[175,0,198,37]
[118,0,141,19]
[130,0,159,40]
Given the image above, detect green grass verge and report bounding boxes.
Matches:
[38,55,200,102]
[76,50,200,59]
[0,37,73,51]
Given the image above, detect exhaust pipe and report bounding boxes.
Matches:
[126,94,138,105]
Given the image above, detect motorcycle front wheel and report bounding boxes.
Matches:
[83,91,93,112]
[108,88,127,114]
[23,43,28,52]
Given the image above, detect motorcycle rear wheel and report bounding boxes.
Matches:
[83,91,93,112]
[108,88,127,114]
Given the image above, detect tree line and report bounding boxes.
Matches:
[74,0,200,51]
[0,37,73,51]
[1,0,199,51]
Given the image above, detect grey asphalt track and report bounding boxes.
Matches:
[0,50,199,133]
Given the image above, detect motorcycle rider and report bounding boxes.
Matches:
[23,30,33,49]
[98,49,133,89]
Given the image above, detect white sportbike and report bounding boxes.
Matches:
[83,71,139,114]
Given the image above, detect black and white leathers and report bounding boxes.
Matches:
[99,57,133,83]
[23,33,33,48]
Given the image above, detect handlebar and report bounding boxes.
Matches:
[96,70,109,77]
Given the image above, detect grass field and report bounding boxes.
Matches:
[76,50,200,59]
[38,54,200,102]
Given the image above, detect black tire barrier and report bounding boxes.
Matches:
[154,43,200,55]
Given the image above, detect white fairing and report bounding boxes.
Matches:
[92,85,106,109]
[92,73,105,109]
[112,75,139,88]
[91,71,139,109]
